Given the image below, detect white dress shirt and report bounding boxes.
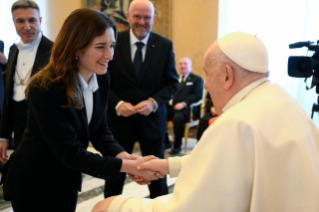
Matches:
[178,73,189,83]
[13,32,42,101]
[78,74,99,124]
[129,29,150,62]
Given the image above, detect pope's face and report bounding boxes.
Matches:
[203,43,224,115]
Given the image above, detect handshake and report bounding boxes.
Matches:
[118,153,169,185]
[92,153,170,212]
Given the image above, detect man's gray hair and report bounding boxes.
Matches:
[180,56,192,66]
[12,0,40,14]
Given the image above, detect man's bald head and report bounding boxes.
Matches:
[126,0,156,40]
[129,0,155,15]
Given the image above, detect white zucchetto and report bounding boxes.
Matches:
[218,31,269,73]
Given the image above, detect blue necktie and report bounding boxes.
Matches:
[133,42,144,76]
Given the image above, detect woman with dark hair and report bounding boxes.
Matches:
[0,8,159,212]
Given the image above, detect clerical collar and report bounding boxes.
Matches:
[129,29,150,46]
[222,78,269,113]
[16,32,42,51]
[78,73,99,93]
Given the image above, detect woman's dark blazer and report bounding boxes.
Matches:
[1,73,125,201]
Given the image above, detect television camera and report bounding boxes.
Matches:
[288,40,319,119]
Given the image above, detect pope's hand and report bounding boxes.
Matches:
[132,156,164,181]
[137,158,169,176]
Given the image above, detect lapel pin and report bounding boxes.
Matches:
[152,45,155,47]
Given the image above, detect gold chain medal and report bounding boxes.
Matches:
[14,65,32,86]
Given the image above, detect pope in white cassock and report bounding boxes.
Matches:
[92,32,319,212]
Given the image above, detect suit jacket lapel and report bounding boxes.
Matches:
[0,41,3,53]
[138,32,156,81]
[184,73,193,84]
[119,30,136,80]
[89,88,100,135]
[179,75,188,91]
[175,73,193,98]
[6,45,19,99]
[77,98,90,141]
[32,35,47,75]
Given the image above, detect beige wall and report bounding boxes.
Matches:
[45,0,219,79]
[171,0,219,79]
[45,0,83,41]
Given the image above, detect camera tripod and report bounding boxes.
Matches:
[311,96,319,119]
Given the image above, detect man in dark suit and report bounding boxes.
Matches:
[0,0,53,163]
[165,57,203,155]
[0,40,7,120]
[0,40,7,172]
[196,93,218,141]
[104,0,179,199]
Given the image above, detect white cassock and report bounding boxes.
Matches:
[109,78,319,212]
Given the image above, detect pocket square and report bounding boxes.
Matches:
[186,82,193,86]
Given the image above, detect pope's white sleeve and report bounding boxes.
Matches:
[108,195,155,212]
[108,195,131,212]
[168,155,188,177]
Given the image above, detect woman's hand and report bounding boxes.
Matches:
[132,156,164,181]
[137,158,169,176]
[120,155,163,182]
[115,151,140,160]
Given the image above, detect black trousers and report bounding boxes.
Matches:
[197,113,214,141]
[166,106,190,149]
[12,100,28,150]
[0,111,2,172]
[10,185,78,212]
[104,117,168,199]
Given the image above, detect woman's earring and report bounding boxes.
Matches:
[75,56,79,60]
